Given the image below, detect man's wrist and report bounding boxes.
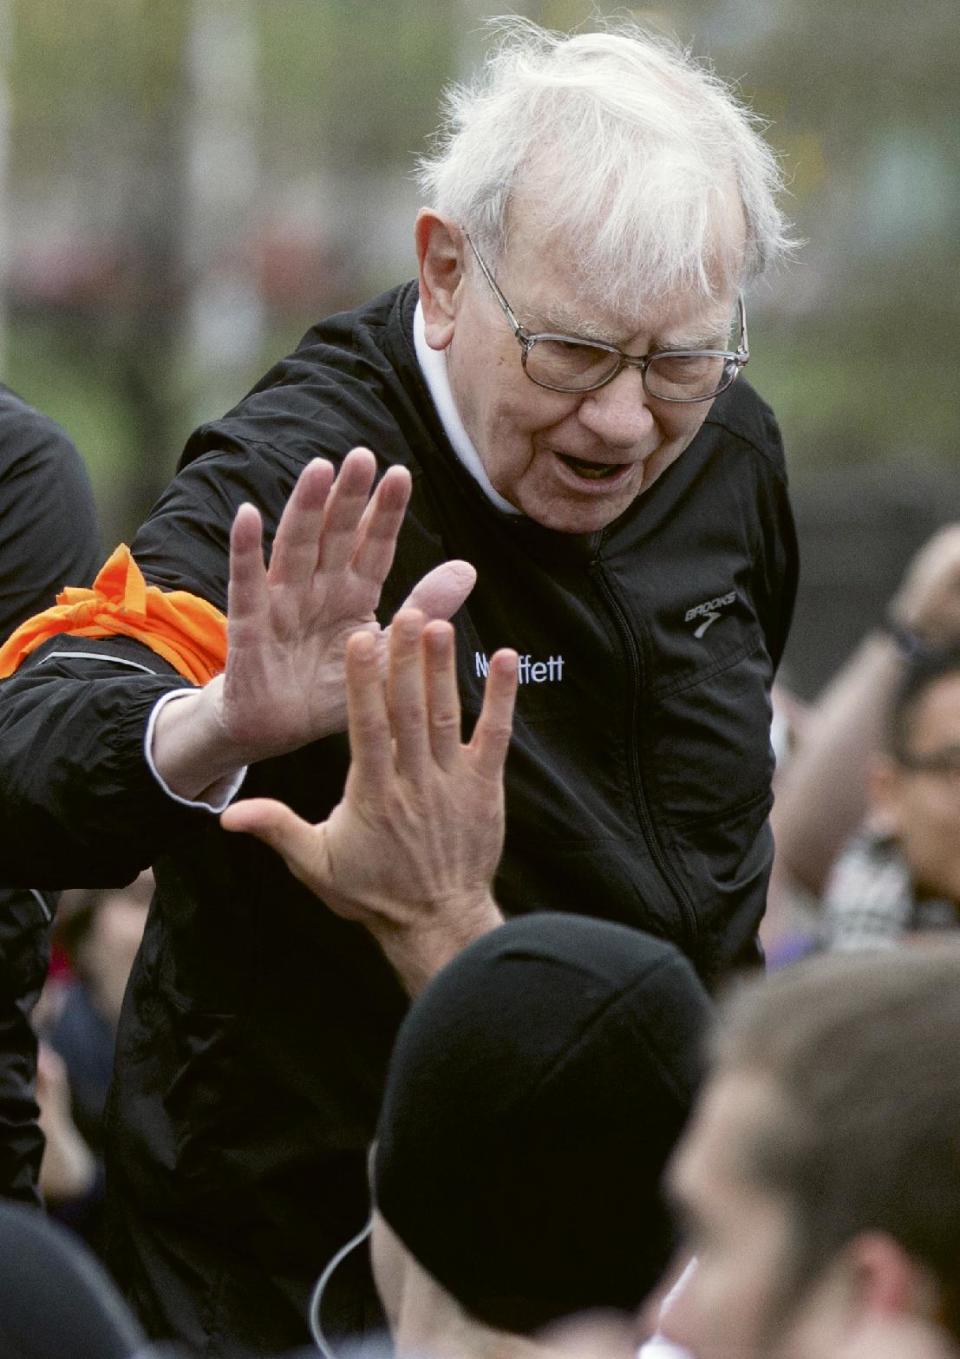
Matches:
[371,892,505,996]
[150,679,251,804]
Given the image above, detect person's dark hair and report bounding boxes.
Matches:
[887,645,960,764]
[713,945,960,1338]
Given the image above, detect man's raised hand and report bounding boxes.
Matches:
[221,612,518,993]
[152,450,476,799]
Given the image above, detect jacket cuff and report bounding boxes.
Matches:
[144,690,247,812]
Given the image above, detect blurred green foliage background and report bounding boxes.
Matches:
[2,0,959,690]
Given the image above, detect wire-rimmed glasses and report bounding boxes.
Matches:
[465,232,749,404]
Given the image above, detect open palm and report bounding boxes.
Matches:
[218,448,476,762]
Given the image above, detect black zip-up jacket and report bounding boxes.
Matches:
[0,283,796,1352]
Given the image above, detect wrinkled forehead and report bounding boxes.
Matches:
[498,189,745,341]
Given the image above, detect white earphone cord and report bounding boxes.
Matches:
[308,1218,374,1359]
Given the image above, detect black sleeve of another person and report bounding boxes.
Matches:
[0,383,101,1206]
[0,383,101,638]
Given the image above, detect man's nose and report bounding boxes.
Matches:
[576,366,656,447]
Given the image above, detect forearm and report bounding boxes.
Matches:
[772,631,902,895]
[37,1115,97,1206]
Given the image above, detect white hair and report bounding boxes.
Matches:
[417,18,794,313]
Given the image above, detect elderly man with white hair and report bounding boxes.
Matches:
[0,18,796,1355]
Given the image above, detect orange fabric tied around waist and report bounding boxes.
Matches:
[0,544,228,685]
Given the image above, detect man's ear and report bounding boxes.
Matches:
[847,1231,940,1321]
[415,210,465,351]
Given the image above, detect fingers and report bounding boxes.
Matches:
[315,449,394,576]
[227,502,268,628]
[343,630,393,791]
[268,449,402,588]
[267,458,336,586]
[424,622,462,769]
[386,609,431,775]
[248,454,469,624]
[470,648,518,780]
[373,616,514,780]
[402,559,476,621]
[220,798,322,882]
[352,615,463,782]
[349,464,413,588]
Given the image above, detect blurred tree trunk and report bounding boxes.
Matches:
[0,0,13,376]
[105,0,262,541]
[184,0,262,426]
[110,0,191,537]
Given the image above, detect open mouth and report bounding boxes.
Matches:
[557,453,629,481]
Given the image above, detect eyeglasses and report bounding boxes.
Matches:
[465,233,749,404]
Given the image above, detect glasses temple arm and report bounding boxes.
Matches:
[464,232,527,339]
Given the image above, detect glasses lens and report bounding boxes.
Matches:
[524,336,620,391]
[645,353,735,402]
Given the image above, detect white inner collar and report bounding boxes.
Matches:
[413,299,520,515]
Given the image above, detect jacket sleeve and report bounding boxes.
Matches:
[0,392,104,1203]
[0,885,54,1206]
[0,440,311,888]
[0,395,101,640]
[0,635,207,887]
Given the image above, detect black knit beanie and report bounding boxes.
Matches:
[373,913,711,1336]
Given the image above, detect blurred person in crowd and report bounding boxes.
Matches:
[33,1042,97,1216]
[0,1196,150,1359]
[773,524,960,900]
[47,874,152,1152]
[822,647,960,950]
[32,874,152,1244]
[303,914,710,1359]
[0,20,795,1353]
[0,384,100,1207]
[662,944,960,1359]
[758,678,815,965]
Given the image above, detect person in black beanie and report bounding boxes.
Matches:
[368,913,711,1354]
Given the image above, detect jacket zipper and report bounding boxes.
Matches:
[591,561,699,953]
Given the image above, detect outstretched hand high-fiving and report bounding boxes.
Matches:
[222,610,518,993]
[153,449,477,800]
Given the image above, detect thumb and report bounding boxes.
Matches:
[221,798,326,885]
[402,559,476,621]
